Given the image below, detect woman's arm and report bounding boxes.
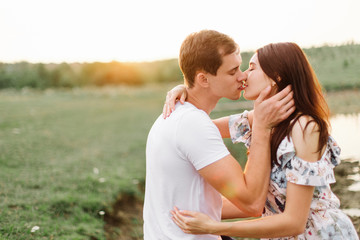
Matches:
[246,110,253,128]
[212,110,253,139]
[172,116,319,238]
[162,85,256,139]
[172,182,313,238]
[212,117,230,138]
[162,84,232,138]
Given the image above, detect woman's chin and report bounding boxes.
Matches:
[243,91,257,101]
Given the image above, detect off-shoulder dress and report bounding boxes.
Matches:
[229,111,358,240]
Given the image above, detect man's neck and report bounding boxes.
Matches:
[186,88,220,115]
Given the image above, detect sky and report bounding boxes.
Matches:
[1,0,359,63]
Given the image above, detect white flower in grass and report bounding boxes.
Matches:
[99,211,105,216]
[93,167,99,174]
[99,178,106,183]
[31,226,40,232]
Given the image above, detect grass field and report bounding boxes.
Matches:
[0,85,167,239]
[305,44,360,91]
[1,84,360,239]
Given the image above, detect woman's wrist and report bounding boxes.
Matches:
[252,121,272,136]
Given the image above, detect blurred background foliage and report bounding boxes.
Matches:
[0,43,359,91]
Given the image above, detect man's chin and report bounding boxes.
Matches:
[227,95,241,101]
[234,91,244,100]
[222,91,243,101]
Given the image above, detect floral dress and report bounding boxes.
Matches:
[229,111,359,240]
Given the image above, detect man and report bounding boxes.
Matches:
[143,30,294,239]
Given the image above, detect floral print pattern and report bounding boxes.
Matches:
[229,112,359,240]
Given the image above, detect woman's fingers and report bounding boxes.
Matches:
[162,103,168,118]
[272,85,292,101]
[180,92,186,104]
[255,86,271,103]
[171,208,194,228]
[163,90,177,118]
[279,89,293,107]
[163,91,171,118]
[172,212,186,229]
[171,210,192,233]
[162,91,177,118]
[171,207,214,235]
[162,103,166,117]
[174,207,197,218]
[168,92,177,112]
[162,84,187,118]
[254,85,296,127]
[278,91,295,120]
[163,102,172,119]
[284,99,295,114]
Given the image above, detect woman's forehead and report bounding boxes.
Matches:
[249,53,258,64]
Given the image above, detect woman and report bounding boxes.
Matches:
[165,42,358,239]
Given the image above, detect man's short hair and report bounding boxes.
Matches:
[179,30,239,88]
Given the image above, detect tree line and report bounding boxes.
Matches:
[0,43,359,91]
[0,59,183,89]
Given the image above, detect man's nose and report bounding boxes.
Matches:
[237,71,247,81]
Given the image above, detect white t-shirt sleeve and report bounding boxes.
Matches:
[176,110,230,170]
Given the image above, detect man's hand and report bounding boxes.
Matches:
[253,85,295,129]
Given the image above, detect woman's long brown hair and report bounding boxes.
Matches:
[257,42,330,165]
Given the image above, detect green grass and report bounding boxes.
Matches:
[0,85,169,239]
[305,44,360,91]
[0,84,359,239]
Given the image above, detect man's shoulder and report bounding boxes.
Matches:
[151,103,212,131]
[169,105,211,131]
[176,102,209,120]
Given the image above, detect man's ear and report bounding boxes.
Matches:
[195,72,209,88]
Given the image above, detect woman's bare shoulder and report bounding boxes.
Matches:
[290,115,321,162]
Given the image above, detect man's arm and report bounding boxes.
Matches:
[221,196,254,219]
[199,154,261,216]
[199,86,295,216]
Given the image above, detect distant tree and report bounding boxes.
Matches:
[80,61,143,86]
[49,63,77,88]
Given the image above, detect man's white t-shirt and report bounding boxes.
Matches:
[143,102,230,239]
